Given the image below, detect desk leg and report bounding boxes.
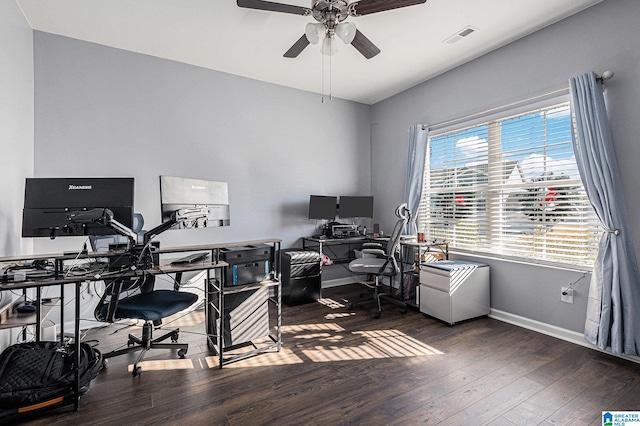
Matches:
[74,281,80,411]
[275,241,281,352]
[35,288,42,341]
[204,271,224,367]
[60,284,65,342]
[204,270,210,349]
[218,271,224,369]
[318,240,324,284]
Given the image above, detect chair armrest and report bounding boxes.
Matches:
[362,242,383,249]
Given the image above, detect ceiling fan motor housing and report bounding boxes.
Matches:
[311,0,350,31]
[237,0,428,59]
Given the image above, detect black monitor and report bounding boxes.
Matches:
[308,195,337,220]
[338,196,374,218]
[159,176,230,229]
[22,177,135,238]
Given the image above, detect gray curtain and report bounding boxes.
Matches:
[569,72,640,355]
[403,125,429,234]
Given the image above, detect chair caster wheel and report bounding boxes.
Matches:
[133,366,142,377]
[171,331,179,342]
[401,308,407,314]
[373,311,381,319]
[178,348,187,358]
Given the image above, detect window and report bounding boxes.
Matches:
[418,101,600,267]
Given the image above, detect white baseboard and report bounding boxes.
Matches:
[490,309,640,364]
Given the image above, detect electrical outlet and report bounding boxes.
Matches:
[561,287,574,304]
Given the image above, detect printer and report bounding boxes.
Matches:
[330,224,360,238]
[320,222,360,238]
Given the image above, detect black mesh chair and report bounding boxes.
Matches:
[90,214,198,376]
[347,204,411,318]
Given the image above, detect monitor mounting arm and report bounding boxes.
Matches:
[66,208,138,244]
[142,207,208,245]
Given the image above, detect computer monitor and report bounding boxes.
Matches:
[338,196,374,218]
[308,195,337,220]
[159,176,230,229]
[22,177,135,238]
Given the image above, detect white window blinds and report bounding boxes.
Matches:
[419,102,600,267]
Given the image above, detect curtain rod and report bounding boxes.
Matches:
[423,86,569,132]
[423,70,614,132]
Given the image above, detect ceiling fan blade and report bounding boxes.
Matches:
[350,0,427,16]
[284,34,311,58]
[351,30,380,59]
[237,0,309,15]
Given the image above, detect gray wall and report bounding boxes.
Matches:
[0,0,34,346]
[370,0,640,333]
[10,0,640,342]
[33,32,372,271]
[26,32,372,331]
[0,1,34,258]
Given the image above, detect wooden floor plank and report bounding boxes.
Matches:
[7,284,640,425]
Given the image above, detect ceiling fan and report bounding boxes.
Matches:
[237,0,428,59]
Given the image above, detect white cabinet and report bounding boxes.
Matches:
[419,260,489,325]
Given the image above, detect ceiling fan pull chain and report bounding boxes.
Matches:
[321,52,325,103]
[329,51,333,101]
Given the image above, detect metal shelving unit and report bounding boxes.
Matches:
[205,239,281,368]
[398,240,449,309]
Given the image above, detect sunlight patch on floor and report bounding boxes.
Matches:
[301,328,444,362]
[204,347,304,368]
[281,323,345,333]
[324,312,356,320]
[128,358,194,372]
[202,323,445,368]
[318,297,346,309]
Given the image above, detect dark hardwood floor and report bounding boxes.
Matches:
[13,284,640,425]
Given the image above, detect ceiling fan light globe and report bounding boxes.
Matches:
[321,36,338,56]
[336,22,356,44]
[305,22,324,45]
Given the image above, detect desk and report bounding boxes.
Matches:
[302,235,389,264]
[0,238,281,411]
[0,252,227,412]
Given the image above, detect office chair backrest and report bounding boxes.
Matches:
[132,213,144,234]
[91,213,154,322]
[386,203,411,255]
[373,204,411,276]
[95,273,156,323]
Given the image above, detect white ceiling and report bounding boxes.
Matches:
[17,0,602,105]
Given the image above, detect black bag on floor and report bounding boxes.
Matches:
[0,341,103,416]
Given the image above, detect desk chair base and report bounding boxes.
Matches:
[103,321,188,377]
[348,276,407,319]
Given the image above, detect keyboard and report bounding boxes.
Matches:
[170,252,209,265]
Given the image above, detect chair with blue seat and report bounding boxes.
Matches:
[90,213,198,376]
[347,203,411,319]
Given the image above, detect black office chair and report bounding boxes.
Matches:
[347,204,411,318]
[90,214,198,376]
